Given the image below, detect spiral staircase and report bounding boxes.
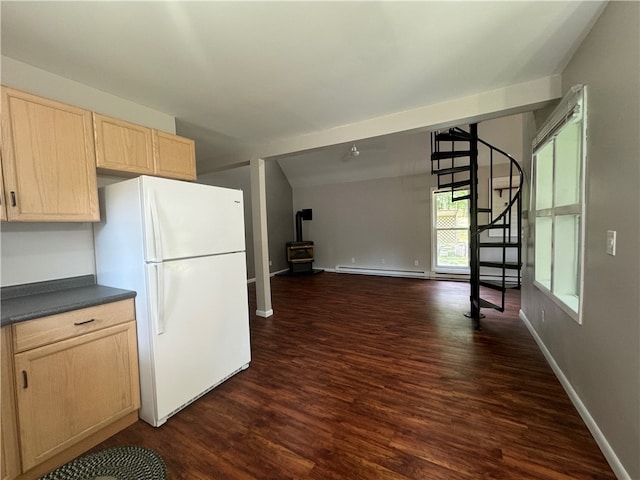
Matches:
[431,123,523,329]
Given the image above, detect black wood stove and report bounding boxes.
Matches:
[285,209,321,275]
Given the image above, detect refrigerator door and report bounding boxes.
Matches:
[141,176,246,262]
[145,252,250,424]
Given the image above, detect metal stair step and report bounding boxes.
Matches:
[479,261,521,270]
[452,194,471,201]
[479,223,512,230]
[431,150,474,160]
[479,280,520,291]
[478,208,492,213]
[479,280,506,292]
[479,242,520,248]
[439,179,471,190]
[432,165,471,176]
[479,298,504,312]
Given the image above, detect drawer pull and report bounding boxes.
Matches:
[22,370,28,389]
[74,318,96,326]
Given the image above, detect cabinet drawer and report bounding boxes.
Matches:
[12,299,135,353]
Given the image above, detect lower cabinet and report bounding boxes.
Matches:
[1,328,20,480]
[1,299,140,479]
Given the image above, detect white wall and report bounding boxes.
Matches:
[521,3,640,478]
[0,223,96,286]
[0,57,176,286]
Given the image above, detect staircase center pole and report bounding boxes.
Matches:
[469,123,481,328]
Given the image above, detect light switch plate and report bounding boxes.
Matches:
[606,230,616,256]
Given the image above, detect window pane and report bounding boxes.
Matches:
[555,121,582,207]
[436,230,469,268]
[436,210,459,228]
[433,190,470,272]
[535,217,552,289]
[535,142,554,210]
[553,214,580,312]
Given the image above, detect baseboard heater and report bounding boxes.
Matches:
[334,266,427,279]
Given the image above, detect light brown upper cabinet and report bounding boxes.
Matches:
[1,87,99,222]
[153,130,196,181]
[93,113,154,176]
[94,113,196,181]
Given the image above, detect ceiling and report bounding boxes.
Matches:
[1,1,606,179]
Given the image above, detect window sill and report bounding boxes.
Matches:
[533,280,582,324]
[434,267,470,275]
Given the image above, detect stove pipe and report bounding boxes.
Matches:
[295,209,313,242]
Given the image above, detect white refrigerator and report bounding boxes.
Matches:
[93,175,251,427]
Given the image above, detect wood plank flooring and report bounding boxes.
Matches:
[92,273,615,479]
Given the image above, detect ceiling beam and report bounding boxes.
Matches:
[260,75,561,158]
[198,74,561,173]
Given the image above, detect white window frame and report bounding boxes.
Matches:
[431,187,470,275]
[531,85,587,324]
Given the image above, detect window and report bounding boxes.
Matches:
[432,189,470,273]
[532,85,587,323]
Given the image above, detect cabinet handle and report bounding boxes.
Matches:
[74,318,95,326]
[10,191,16,207]
[22,370,28,389]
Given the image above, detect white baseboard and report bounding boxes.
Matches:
[333,265,427,279]
[247,268,290,284]
[519,310,630,480]
[255,308,273,318]
[429,271,470,282]
[270,268,290,277]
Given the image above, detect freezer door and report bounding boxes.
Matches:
[141,176,246,262]
[146,252,250,423]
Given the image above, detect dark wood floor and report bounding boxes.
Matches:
[93,273,615,479]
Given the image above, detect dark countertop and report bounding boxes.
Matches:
[1,275,136,327]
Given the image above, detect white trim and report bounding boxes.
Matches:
[519,310,630,480]
[255,309,274,318]
[247,268,291,284]
[431,187,471,274]
[271,268,290,277]
[531,85,587,325]
[533,280,580,322]
[533,84,583,148]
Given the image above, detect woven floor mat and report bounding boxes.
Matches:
[39,446,166,480]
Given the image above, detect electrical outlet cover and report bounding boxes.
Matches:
[606,230,616,256]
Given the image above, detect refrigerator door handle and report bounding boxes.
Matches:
[148,191,164,262]
[153,263,165,335]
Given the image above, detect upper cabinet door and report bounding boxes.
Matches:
[152,130,196,181]
[1,87,99,222]
[94,113,154,176]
